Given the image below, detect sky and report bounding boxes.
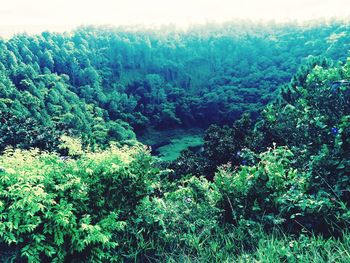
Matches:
[0,0,350,38]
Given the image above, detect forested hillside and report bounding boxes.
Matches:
[1,21,350,152]
[1,21,350,262]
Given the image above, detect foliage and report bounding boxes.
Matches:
[160,230,350,263]
[0,144,159,262]
[132,176,221,256]
[1,22,350,151]
[238,231,350,263]
[214,145,349,234]
[1,21,350,262]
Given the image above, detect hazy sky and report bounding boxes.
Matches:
[0,0,350,37]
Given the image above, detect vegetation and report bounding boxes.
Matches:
[1,21,350,262]
[1,21,350,151]
[138,128,204,161]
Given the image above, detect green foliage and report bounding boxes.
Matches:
[214,146,316,230]
[58,135,84,157]
[239,232,350,263]
[0,110,61,152]
[168,54,350,230]
[138,128,204,161]
[2,22,350,152]
[127,176,223,260]
[0,145,159,262]
[137,177,220,240]
[156,230,350,262]
[168,56,348,236]
[1,21,350,262]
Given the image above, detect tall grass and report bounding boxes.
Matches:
[151,229,350,263]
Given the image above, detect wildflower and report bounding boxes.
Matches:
[185,197,192,203]
[60,156,68,161]
[331,127,339,135]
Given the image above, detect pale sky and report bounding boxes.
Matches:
[0,0,350,38]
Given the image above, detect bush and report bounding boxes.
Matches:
[214,145,350,234]
[0,144,159,262]
[130,176,222,259]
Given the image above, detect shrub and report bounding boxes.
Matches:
[0,144,159,262]
[130,176,222,259]
[214,145,350,234]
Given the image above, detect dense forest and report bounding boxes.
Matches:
[1,21,350,262]
[1,21,350,151]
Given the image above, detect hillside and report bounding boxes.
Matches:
[1,21,350,262]
[1,21,350,152]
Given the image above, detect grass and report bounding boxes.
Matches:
[150,230,350,263]
[137,128,204,161]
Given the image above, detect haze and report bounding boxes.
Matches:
[1,0,350,38]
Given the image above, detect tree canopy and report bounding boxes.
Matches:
[1,21,350,151]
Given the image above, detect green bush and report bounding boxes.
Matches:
[130,176,222,259]
[214,144,350,234]
[0,143,159,262]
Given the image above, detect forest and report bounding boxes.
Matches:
[0,20,350,262]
